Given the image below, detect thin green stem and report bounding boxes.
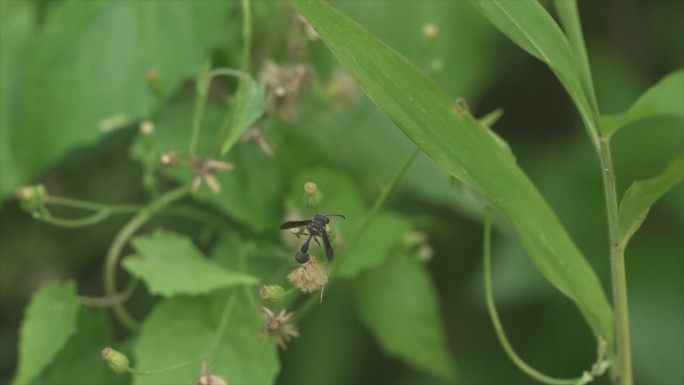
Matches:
[189,61,212,157]
[128,356,203,375]
[241,0,252,73]
[206,291,237,362]
[45,196,142,213]
[483,205,583,385]
[78,279,138,308]
[600,138,632,385]
[36,207,112,228]
[104,186,191,331]
[208,68,245,80]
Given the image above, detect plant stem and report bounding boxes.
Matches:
[189,59,214,158]
[104,186,190,331]
[241,0,252,73]
[209,68,245,80]
[45,196,142,213]
[206,291,237,361]
[600,138,632,385]
[483,205,582,385]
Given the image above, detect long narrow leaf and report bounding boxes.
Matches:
[601,69,684,138]
[292,0,613,354]
[552,0,599,114]
[619,152,684,248]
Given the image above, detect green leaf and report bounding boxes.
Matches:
[133,293,279,385]
[471,0,599,147]
[551,0,598,114]
[123,230,258,297]
[13,280,79,385]
[601,70,684,138]
[338,212,412,278]
[354,256,457,381]
[4,1,232,198]
[619,152,684,247]
[36,308,127,385]
[219,78,267,155]
[293,0,613,354]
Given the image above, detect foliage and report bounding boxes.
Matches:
[1,1,682,385]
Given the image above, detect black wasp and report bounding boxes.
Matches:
[280,214,346,263]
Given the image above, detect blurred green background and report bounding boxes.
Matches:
[1,1,682,384]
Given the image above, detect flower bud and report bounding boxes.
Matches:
[259,285,287,302]
[16,184,46,213]
[303,182,324,210]
[160,151,181,167]
[417,245,434,262]
[101,347,130,373]
[139,121,155,136]
[422,23,438,39]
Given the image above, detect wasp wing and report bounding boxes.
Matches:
[321,229,335,262]
[279,219,311,229]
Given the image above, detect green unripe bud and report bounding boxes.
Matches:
[259,285,287,302]
[16,184,46,214]
[303,182,324,210]
[101,347,131,373]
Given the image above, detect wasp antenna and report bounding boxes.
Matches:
[324,214,346,219]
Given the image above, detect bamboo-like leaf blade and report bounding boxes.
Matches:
[619,153,684,247]
[293,0,613,352]
[601,70,684,138]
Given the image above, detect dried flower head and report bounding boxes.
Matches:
[197,363,229,385]
[294,14,318,41]
[191,157,235,195]
[259,60,312,121]
[287,255,328,293]
[325,70,357,107]
[240,125,274,157]
[260,307,300,350]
